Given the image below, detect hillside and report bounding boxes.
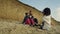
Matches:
[0,0,60,34]
[0,0,43,24]
[0,18,60,34]
[0,0,59,24]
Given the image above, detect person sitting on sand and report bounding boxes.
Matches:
[22,13,29,24]
[40,7,51,30]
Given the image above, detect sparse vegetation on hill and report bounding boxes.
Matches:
[0,0,60,34]
[0,0,43,24]
[0,18,60,34]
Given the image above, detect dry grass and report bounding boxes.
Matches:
[0,18,60,34]
[0,0,43,24]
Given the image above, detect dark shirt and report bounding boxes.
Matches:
[22,15,28,24]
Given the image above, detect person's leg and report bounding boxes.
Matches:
[40,25,43,29]
[40,22,44,29]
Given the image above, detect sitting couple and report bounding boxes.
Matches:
[22,11,38,26]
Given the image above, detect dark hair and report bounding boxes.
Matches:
[43,7,51,16]
[25,13,28,15]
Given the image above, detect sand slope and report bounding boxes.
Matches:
[0,18,60,34]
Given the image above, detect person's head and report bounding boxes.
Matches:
[29,10,32,15]
[29,10,32,13]
[25,13,28,16]
[43,7,51,16]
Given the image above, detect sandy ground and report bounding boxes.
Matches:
[0,18,60,34]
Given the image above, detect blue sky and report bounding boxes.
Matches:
[19,0,60,21]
